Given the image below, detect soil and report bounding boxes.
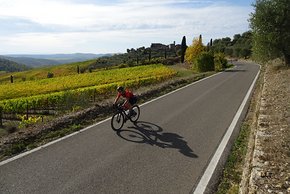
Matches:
[248,60,290,194]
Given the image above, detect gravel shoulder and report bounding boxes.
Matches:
[247,60,290,193]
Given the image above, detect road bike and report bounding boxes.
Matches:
[111,104,140,131]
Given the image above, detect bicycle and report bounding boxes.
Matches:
[111,103,140,131]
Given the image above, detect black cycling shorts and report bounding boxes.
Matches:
[129,96,137,105]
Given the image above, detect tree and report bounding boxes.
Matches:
[207,38,213,52]
[232,34,241,45]
[185,38,206,65]
[77,65,80,74]
[180,36,187,63]
[249,0,290,66]
[199,34,202,43]
[240,48,252,59]
[224,47,233,56]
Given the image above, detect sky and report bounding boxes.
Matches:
[0,0,254,54]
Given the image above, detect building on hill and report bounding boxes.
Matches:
[124,41,182,66]
[149,42,180,58]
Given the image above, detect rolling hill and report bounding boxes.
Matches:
[2,53,112,67]
[0,57,30,73]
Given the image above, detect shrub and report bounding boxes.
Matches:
[214,53,228,71]
[79,68,86,74]
[148,58,163,64]
[118,63,129,68]
[47,72,54,78]
[5,122,18,133]
[18,115,41,128]
[162,57,180,66]
[194,52,214,72]
[138,57,180,66]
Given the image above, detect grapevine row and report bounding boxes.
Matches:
[0,64,174,101]
[0,65,176,113]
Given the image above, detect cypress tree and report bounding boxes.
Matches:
[199,34,202,44]
[181,36,187,63]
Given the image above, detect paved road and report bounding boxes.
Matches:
[0,61,260,194]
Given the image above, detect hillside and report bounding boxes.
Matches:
[0,58,30,72]
[0,59,98,84]
[1,56,60,67]
[3,53,111,67]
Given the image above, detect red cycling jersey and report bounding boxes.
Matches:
[117,89,134,100]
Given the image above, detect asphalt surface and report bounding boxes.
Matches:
[0,61,260,194]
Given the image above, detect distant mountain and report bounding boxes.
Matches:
[3,53,112,67]
[0,57,30,72]
[1,56,60,67]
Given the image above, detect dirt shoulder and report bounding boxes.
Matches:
[247,60,290,193]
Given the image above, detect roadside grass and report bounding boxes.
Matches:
[216,62,263,194]
[1,123,85,160]
[0,127,6,137]
[26,124,83,150]
[216,123,251,194]
[169,63,193,77]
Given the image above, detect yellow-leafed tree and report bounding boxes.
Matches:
[185,36,206,65]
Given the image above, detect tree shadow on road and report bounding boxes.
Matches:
[115,121,198,159]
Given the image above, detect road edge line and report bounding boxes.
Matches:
[192,64,261,194]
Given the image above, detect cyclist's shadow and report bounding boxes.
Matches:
[115,121,198,158]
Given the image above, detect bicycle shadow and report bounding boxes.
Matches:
[115,121,198,158]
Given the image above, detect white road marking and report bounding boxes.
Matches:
[193,64,260,194]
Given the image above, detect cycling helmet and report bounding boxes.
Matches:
[117,86,124,92]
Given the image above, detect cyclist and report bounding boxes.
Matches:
[113,86,137,117]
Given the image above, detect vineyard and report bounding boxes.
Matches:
[0,59,95,83]
[0,64,176,115]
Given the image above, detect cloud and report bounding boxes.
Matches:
[0,0,252,54]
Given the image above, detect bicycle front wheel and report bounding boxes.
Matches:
[129,105,140,122]
[111,112,124,131]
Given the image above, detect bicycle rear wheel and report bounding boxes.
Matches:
[129,105,140,122]
[111,112,124,131]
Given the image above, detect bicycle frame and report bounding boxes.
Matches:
[115,105,130,119]
[111,104,140,131]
